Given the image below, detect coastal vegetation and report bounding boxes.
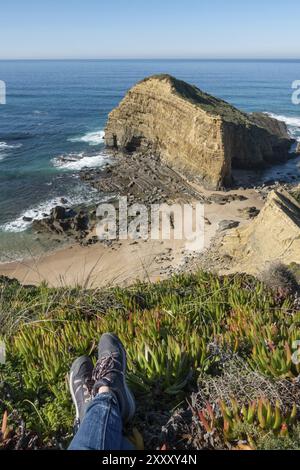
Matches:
[0,74,300,451]
[0,269,300,450]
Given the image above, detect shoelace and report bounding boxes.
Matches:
[74,376,94,403]
[83,377,94,399]
[92,352,123,387]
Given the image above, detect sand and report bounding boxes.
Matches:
[0,188,264,288]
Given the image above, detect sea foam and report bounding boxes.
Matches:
[1,197,66,233]
[68,130,105,146]
[266,113,300,129]
[0,141,23,150]
[0,187,99,233]
[52,151,108,171]
[265,113,300,141]
[0,141,22,162]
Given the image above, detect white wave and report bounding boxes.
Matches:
[52,152,108,171]
[266,113,300,128]
[265,113,300,141]
[68,130,105,146]
[0,187,99,233]
[33,110,48,115]
[0,197,67,233]
[0,142,23,162]
[0,141,22,150]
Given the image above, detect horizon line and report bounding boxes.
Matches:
[0,57,300,62]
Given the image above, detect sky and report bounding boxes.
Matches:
[0,0,300,60]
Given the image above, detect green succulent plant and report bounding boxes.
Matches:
[0,270,299,449]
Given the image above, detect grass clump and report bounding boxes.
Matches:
[260,262,299,299]
[0,271,300,450]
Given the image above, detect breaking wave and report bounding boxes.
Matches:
[68,130,105,146]
[52,151,108,171]
[265,113,300,141]
[0,141,23,150]
[0,141,23,162]
[0,188,99,233]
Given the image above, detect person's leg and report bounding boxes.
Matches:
[92,333,136,424]
[68,334,136,451]
[69,392,123,450]
[68,356,94,434]
[121,437,136,451]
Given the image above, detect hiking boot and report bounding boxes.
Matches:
[69,356,94,432]
[92,333,136,423]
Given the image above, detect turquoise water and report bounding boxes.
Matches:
[0,60,300,259]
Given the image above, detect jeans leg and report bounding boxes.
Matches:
[68,392,123,450]
[121,437,136,451]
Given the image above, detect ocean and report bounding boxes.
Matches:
[0,59,300,261]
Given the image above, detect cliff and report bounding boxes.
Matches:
[221,188,300,273]
[105,75,293,189]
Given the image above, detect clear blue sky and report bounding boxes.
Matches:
[1,0,300,59]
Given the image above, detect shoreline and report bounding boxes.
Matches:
[0,184,266,287]
[0,148,299,288]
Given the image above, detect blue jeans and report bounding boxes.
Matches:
[68,392,135,450]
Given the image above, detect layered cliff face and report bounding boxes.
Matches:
[105,75,292,189]
[221,188,300,274]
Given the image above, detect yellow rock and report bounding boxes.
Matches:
[221,188,300,274]
[105,74,292,190]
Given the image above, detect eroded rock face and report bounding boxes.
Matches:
[105,75,293,189]
[221,188,300,273]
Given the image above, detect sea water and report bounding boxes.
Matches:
[0,60,299,260]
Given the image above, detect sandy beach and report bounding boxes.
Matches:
[0,187,264,288]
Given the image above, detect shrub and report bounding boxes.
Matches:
[260,262,299,299]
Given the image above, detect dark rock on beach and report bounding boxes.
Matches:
[51,206,68,221]
[218,220,240,231]
[238,206,260,219]
[206,193,248,205]
[74,211,89,231]
[80,151,206,206]
[32,205,90,238]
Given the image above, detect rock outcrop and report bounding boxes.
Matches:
[32,206,89,237]
[220,188,300,274]
[105,75,293,189]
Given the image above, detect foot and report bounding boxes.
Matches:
[69,356,94,431]
[92,333,136,423]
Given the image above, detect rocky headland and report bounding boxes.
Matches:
[1,75,300,286]
[105,74,294,190]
